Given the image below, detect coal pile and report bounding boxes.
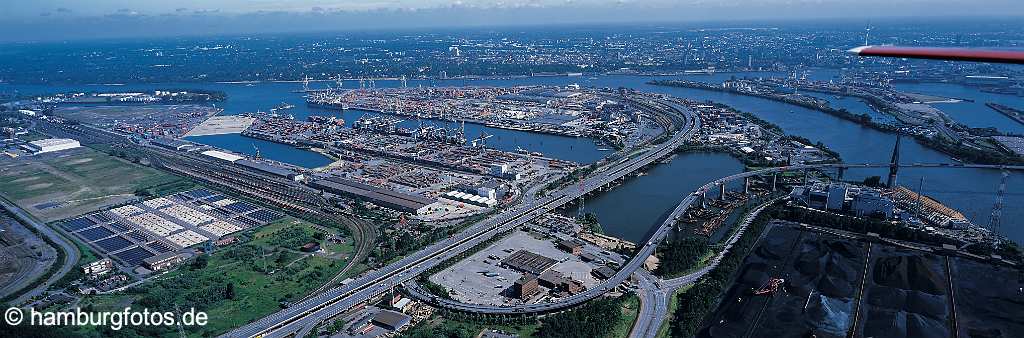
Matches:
[699,223,866,338]
[951,257,1024,338]
[697,221,1022,338]
[856,246,951,338]
[754,231,865,338]
[699,225,804,338]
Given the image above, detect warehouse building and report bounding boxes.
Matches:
[371,310,411,331]
[235,159,304,181]
[310,177,435,214]
[591,266,616,280]
[151,138,192,151]
[201,150,244,163]
[558,239,583,255]
[25,138,80,154]
[500,250,557,276]
[513,274,539,300]
[143,252,185,271]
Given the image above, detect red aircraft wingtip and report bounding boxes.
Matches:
[850,45,1024,65]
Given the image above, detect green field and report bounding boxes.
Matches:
[70,217,356,337]
[0,147,187,222]
[609,294,640,338]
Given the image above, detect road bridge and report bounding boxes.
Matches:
[223,96,700,338]
[405,162,1021,316]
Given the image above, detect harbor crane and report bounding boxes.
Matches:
[471,131,493,148]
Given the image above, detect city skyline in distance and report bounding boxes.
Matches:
[4,0,1024,42]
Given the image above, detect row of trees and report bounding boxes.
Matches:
[534,296,628,338]
[668,204,779,338]
[654,237,710,277]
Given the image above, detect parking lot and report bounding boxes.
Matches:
[429,230,613,306]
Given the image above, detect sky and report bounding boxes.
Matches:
[4,0,1024,42]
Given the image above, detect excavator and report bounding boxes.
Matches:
[752,277,786,296]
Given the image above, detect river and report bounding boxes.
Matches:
[3,72,1021,245]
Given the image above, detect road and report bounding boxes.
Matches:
[224,89,1024,337]
[407,161,1022,330]
[222,96,699,338]
[0,197,81,305]
[629,197,780,338]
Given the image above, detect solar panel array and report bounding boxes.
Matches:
[58,188,290,269]
[110,205,144,217]
[161,204,215,226]
[79,227,115,241]
[95,236,133,252]
[186,189,216,199]
[247,209,284,223]
[62,217,96,232]
[225,201,259,214]
[114,247,155,266]
[199,221,242,238]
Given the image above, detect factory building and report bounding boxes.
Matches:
[500,250,557,275]
[142,252,185,271]
[557,239,583,256]
[310,177,435,214]
[476,180,500,200]
[442,191,497,207]
[792,182,896,220]
[81,258,114,279]
[791,182,848,211]
[513,274,539,300]
[851,190,895,218]
[827,183,849,211]
[151,138,192,151]
[25,138,80,154]
[235,159,304,181]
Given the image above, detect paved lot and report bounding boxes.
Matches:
[430,230,606,306]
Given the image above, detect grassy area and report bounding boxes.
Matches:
[0,147,187,222]
[67,216,356,337]
[609,294,640,338]
[402,313,540,338]
[656,284,691,338]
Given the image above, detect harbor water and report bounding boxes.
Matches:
[4,72,1022,245]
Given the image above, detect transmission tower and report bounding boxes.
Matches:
[988,170,1009,231]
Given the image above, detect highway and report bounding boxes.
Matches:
[0,197,81,305]
[223,96,699,338]
[225,89,1024,337]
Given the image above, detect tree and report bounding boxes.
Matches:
[191,254,208,270]
[225,282,236,300]
[578,213,603,234]
[862,175,882,187]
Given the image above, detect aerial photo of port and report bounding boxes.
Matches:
[1,1,1023,338]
